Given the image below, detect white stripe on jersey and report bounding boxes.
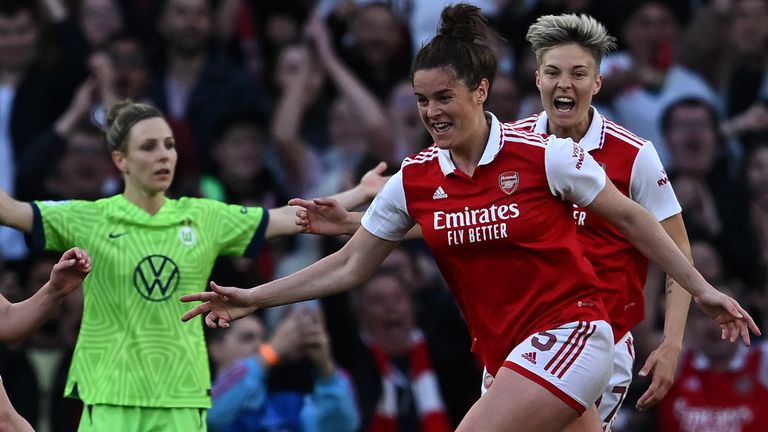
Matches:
[402,146,439,167]
[604,121,646,149]
[501,124,548,149]
[509,116,538,131]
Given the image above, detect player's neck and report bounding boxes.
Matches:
[450,114,490,177]
[123,188,167,215]
[548,108,593,143]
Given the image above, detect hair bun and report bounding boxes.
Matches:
[105,100,135,130]
[437,3,487,43]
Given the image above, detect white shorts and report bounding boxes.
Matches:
[597,332,634,431]
[497,320,614,414]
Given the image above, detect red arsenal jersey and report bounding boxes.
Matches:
[362,113,610,375]
[512,109,681,342]
[658,345,768,432]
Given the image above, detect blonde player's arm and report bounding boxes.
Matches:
[587,181,759,345]
[636,213,692,410]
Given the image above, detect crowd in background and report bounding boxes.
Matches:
[0,0,766,431]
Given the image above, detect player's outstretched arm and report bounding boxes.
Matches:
[0,247,91,343]
[182,229,398,328]
[0,189,33,233]
[636,213,691,411]
[265,162,389,238]
[587,181,760,346]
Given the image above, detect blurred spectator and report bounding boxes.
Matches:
[201,109,289,208]
[598,1,715,166]
[661,97,756,284]
[658,293,768,432]
[271,16,394,197]
[342,267,477,430]
[206,309,359,432]
[148,0,268,190]
[339,2,411,101]
[0,0,83,258]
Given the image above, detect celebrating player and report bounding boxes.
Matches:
[181,4,759,432]
[0,100,381,431]
[504,14,692,430]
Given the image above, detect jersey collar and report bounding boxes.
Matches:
[533,106,605,152]
[437,112,503,176]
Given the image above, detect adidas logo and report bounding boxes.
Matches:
[433,186,448,200]
[521,352,537,365]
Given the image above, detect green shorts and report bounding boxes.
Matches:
[77,405,207,432]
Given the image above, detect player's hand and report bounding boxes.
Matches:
[290,197,355,236]
[694,289,760,346]
[357,161,389,201]
[180,281,256,328]
[50,247,92,297]
[635,340,681,411]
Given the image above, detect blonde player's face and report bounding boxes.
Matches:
[413,67,487,152]
[115,117,177,195]
[536,44,601,139]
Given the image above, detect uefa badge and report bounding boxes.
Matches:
[498,171,519,195]
[179,225,197,247]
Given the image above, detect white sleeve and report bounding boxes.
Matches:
[545,136,606,207]
[361,170,415,241]
[630,140,682,221]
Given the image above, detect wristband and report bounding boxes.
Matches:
[259,343,280,366]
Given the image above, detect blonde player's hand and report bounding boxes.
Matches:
[635,341,680,411]
[50,247,92,297]
[694,289,760,346]
[289,197,354,236]
[180,281,256,328]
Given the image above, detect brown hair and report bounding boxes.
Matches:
[411,3,498,91]
[104,100,164,152]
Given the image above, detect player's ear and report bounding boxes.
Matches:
[112,150,128,174]
[476,78,489,105]
[593,74,603,95]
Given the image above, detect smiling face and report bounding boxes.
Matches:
[536,43,601,141]
[413,67,488,153]
[113,117,177,196]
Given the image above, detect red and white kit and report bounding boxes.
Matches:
[659,345,768,432]
[513,108,680,426]
[362,113,613,412]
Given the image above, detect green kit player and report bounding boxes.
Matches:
[0,101,383,431]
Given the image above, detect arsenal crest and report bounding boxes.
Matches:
[499,171,519,195]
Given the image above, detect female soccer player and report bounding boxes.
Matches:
[0,100,381,431]
[507,14,693,430]
[181,5,759,432]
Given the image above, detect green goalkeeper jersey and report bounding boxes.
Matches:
[30,194,269,408]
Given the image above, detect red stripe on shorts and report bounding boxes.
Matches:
[504,361,586,414]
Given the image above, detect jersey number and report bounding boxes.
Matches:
[532,331,557,351]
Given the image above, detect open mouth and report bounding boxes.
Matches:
[155,168,171,176]
[554,97,575,112]
[432,122,453,134]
